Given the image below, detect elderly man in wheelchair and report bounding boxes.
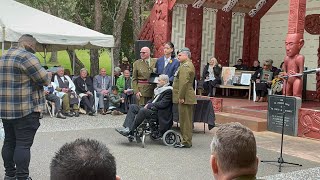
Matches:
[115,74,178,147]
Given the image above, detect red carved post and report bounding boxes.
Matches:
[185,5,203,79]
[282,0,306,98]
[214,10,232,66]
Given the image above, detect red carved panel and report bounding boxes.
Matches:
[167,10,173,42]
[138,15,154,42]
[185,5,203,79]
[249,18,260,64]
[288,0,306,34]
[242,14,252,66]
[317,47,320,100]
[305,14,320,35]
[298,108,320,139]
[214,10,232,67]
[168,0,177,10]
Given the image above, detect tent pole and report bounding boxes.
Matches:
[72,50,75,75]
[44,46,47,66]
[1,26,5,55]
[111,48,114,85]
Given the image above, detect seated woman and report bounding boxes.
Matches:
[74,68,95,116]
[116,69,135,113]
[202,57,222,97]
[115,74,173,138]
[252,61,274,102]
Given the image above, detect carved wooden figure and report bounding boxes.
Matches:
[282,0,306,98]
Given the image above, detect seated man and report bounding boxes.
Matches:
[50,138,120,180]
[115,74,173,138]
[210,122,258,180]
[94,68,112,115]
[44,80,66,119]
[53,66,80,117]
[74,68,95,116]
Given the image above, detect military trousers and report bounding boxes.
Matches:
[178,103,194,146]
[62,94,79,113]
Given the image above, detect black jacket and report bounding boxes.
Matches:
[147,89,173,134]
[74,76,94,95]
[202,64,222,80]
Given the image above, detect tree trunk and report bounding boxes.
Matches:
[67,50,85,76]
[113,0,130,67]
[132,0,141,41]
[90,0,103,76]
[49,51,58,63]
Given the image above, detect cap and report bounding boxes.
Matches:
[122,57,128,62]
[177,47,190,54]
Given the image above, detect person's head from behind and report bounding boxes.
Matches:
[208,57,218,66]
[50,138,120,180]
[253,60,260,67]
[18,34,37,54]
[123,69,130,78]
[210,123,258,180]
[236,59,243,65]
[111,86,119,95]
[157,74,169,87]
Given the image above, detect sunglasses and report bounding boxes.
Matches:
[140,52,147,54]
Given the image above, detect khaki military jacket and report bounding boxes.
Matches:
[132,58,157,97]
[172,59,197,104]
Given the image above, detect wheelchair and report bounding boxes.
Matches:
[127,117,180,148]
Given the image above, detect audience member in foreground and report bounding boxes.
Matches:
[210,123,258,180]
[50,138,120,180]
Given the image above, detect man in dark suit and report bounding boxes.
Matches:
[115,74,173,138]
[155,42,180,84]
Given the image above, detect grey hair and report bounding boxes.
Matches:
[158,74,169,84]
[57,66,64,71]
[181,51,191,58]
[114,67,121,73]
[210,122,257,173]
[80,68,88,73]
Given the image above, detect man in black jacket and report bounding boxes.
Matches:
[116,74,173,138]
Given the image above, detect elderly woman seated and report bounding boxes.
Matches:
[115,74,173,138]
[252,60,274,102]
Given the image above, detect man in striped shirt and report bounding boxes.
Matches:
[0,34,50,180]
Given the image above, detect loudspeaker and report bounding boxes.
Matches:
[134,40,152,60]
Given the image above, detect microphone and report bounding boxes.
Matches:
[303,68,320,74]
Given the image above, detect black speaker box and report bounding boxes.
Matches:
[134,40,152,60]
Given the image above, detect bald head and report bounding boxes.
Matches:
[18,34,37,53]
[140,47,151,60]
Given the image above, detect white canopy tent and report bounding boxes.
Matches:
[0,0,115,78]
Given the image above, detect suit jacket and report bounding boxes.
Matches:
[93,75,112,93]
[147,89,173,134]
[202,64,222,80]
[172,59,197,104]
[155,56,180,82]
[74,76,94,95]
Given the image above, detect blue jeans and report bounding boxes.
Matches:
[2,112,40,180]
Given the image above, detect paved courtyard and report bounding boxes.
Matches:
[0,114,320,180]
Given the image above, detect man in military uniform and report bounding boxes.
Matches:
[172,47,196,148]
[132,47,157,106]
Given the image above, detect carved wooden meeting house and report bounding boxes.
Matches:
[137,0,320,139]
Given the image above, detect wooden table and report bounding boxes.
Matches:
[216,84,251,100]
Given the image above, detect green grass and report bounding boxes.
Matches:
[1,50,112,75]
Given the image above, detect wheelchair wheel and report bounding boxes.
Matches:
[128,135,134,142]
[142,134,146,148]
[162,130,178,146]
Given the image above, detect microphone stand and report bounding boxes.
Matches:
[260,74,302,172]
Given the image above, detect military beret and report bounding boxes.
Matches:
[177,47,190,54]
